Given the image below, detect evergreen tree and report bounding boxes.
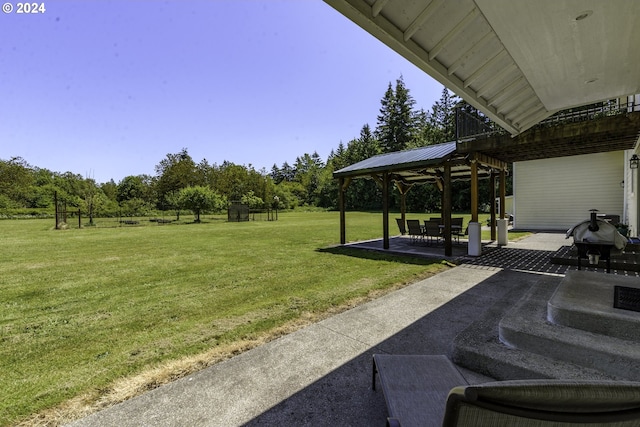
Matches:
[375,76,417,153]
[429,87,459,143]
[376,82,396,152]
[411,108,436,147]
[270,164,283,184]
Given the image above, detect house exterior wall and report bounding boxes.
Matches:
[625,149,640,237]
[513,151,624,231]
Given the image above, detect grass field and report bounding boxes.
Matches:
[1,211,482,426]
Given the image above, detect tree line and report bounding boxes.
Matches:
[0,78,508,219]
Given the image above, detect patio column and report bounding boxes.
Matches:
[497,169,508,245]
[468,159,482,256]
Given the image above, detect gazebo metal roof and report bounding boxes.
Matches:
[333,141,503,184]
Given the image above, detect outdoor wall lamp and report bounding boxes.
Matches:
[630,154,639,170]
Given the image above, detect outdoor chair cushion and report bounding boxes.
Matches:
[373,354,640,427]
[443,380,640,426]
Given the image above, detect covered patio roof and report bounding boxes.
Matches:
[326,0,640,256]
[324,0,640,136]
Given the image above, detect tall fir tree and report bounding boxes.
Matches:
[429,87,459,143]
[375,76,418,153]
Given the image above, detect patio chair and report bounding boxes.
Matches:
[373,354,640,427]
[396,218,407,235]
[423,220,442,245]
[406,220,424,244]
[443,380,640,427]
[451,218,465,243]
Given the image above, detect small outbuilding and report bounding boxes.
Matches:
[228,202,249,222]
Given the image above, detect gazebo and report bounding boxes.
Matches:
[333,140,508,256]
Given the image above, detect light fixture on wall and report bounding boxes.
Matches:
[631,154,640,170]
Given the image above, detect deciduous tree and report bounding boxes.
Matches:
[177,185,225,222]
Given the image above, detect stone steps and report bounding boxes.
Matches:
[452,272,640,381]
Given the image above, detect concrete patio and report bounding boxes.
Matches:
[68,232,640,427]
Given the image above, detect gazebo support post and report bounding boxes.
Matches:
[443,163,452,256]
[395,181,413,225]
[490,171,497,241]
[497,169,508,245]
[471,160,478,222]
[382,172,390,249]
[339,177,351,245]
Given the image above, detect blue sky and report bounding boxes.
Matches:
[1,0,444,184]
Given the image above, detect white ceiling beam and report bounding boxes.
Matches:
[516,108,553,132]
[463,50,506,88]
[475,64,518,98]
[500,92,535,117]
[371,0,390,17]
[403,0,443,42]
[484,75,525,105]
[428,8,479,61]
[496,88,532,116]
[447,30,492,76]
[511,100,545,124]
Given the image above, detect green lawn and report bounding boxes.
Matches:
[0,211,453,426]
[0,211,528,425]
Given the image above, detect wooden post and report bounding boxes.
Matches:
[394,181,412,225]
[54,191,59,230]
[443,163,452,256]
[470,159,478,223]
[339,177,346,244]
[382,172,390,249]
[490,172,497,241]
[78,209,81,229]
[500,169,506,219]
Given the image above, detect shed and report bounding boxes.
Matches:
[228,202,249,222]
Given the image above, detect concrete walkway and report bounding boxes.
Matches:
[67,233,573,427]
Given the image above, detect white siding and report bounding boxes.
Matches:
[625,149,640,237]
[513,151,624,230]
